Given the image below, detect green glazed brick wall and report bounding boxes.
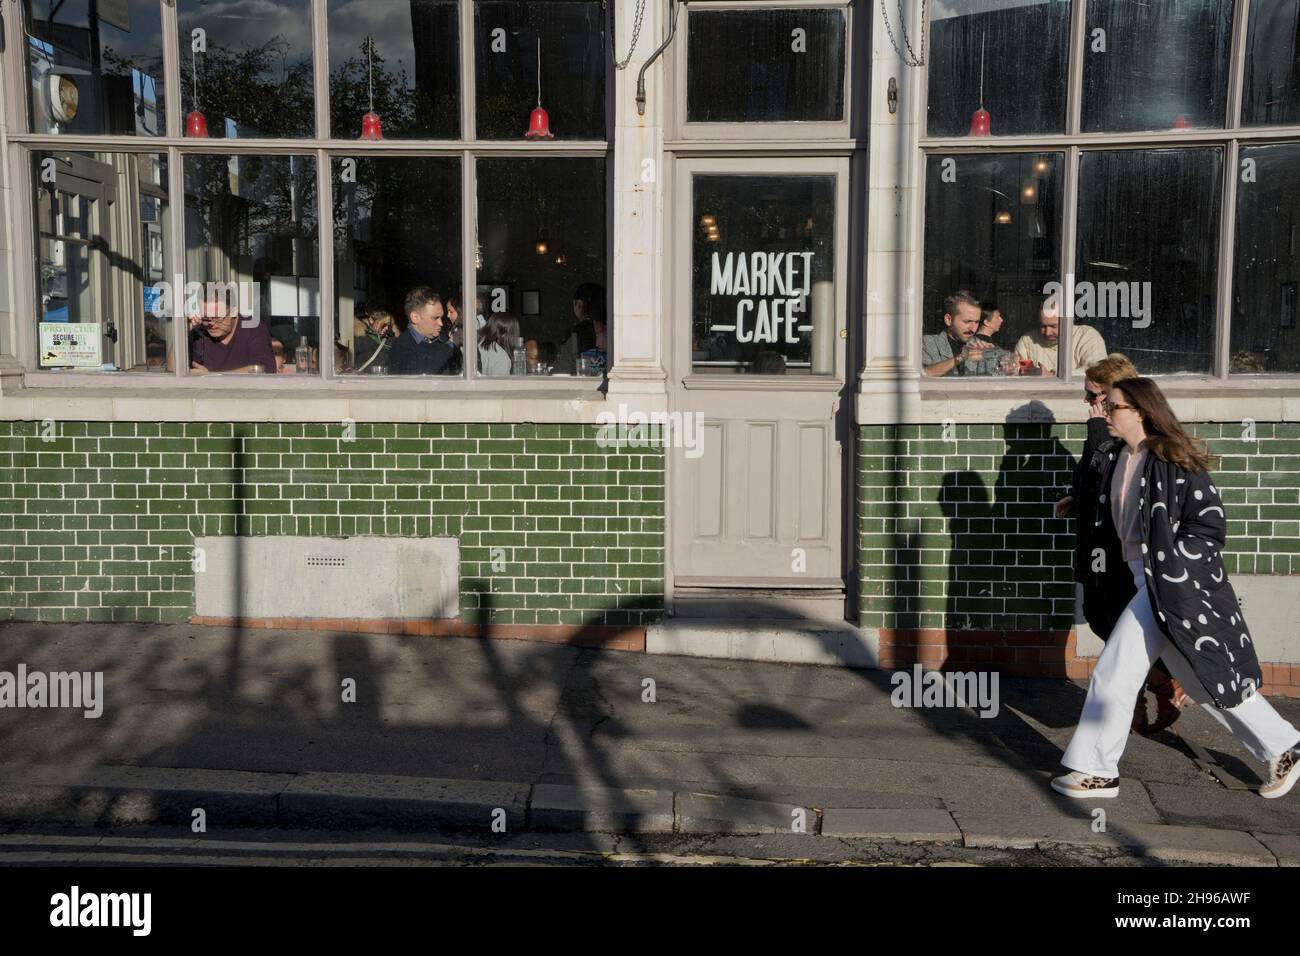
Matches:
[0,422,665,626]
[858,422,1300,632]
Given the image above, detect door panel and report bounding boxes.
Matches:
[670,158,849,590]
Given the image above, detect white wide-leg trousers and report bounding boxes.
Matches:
[1062,559,1300,779]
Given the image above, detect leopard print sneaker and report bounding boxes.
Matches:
[1260,746,1300,799]
[1051,770,1120,799]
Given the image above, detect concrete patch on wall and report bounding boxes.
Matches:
[194,536,458,620]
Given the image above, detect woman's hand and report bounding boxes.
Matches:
[1054,495,1074,519]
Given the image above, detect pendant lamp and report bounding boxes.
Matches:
[525,37,554,139]
[970,33,991,136]
[185,47,208,137]
[360,35,383,140]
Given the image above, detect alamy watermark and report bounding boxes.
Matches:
[0,665,103,718]
[1042,273,1151,328]
[146,276,261,326]
[596,404,705,459]
[890,664,999,718]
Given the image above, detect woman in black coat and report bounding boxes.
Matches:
[1052,377,1300,800]
[1056,355,1188,734]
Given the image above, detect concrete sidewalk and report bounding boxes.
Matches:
[0,622,1297,865]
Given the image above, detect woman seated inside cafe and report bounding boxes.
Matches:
[478,312,520,376]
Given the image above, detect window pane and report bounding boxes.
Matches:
[1242,0,1300,126]
[333,157,463,377]
[691,175,836,376]
[184,155,318,375]
[32,151,171,372]
[1082,0,1233,133]
[177,0,315,139]
[927,1,1070,137]
[1232,144,1300,374]
[1075,149,1222,376]
[686,8,846,124]
[477,158,607,377]
[922,153,1063,378]
[22,0,164,135]
[327,0,460,140]
[475,1,606,140]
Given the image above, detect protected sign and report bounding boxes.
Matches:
[39,322,101,367]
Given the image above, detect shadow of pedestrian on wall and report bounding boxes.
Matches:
[938,470,994,633]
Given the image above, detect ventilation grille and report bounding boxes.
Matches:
[305,555,347,568]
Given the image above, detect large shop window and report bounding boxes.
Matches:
[334,157,463,377]
[184,155,319,375]
[477,158,608,377]
[922,153,1063,379]
[1075,149,1222,376]
[474,0,606,140]
[32,150,171,371]
[1081,0,1234,133]
[1242,0,1300,126]
[22,0,165,136]
[691,175,836,376]
[927,1,1070,137]
[685,7,847,124]
[327,0,460,140]
[177,0,315,139]
[1232,144,1300,374]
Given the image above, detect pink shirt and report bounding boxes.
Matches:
[1111,444,1150,562]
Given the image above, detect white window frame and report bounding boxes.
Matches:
[915,0,1300,387]
[1,0,614,392]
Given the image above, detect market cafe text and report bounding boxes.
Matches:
[709,251,816,344]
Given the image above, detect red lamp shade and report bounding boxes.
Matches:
[970,108,991,137]
[360,111,383,141]
[525,106,554,140]
[185,110,209,138]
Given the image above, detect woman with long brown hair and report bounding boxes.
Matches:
[1052,377,1300,800]
[1056,355,1190,735]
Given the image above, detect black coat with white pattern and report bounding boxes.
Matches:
[1077,441,1264,709]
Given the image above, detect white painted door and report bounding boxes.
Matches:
[669,157,850,589]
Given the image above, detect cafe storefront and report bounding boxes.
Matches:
[1,1,1299,695]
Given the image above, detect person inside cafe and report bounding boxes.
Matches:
[558,282,606,374]
[1015,302,1108,376]
[389,287,457,375]
[922,290,1008,377]
[354,305,395,372]
[187,296,277,374]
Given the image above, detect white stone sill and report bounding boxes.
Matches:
[0,385,659,424]
[857,378,1300,425]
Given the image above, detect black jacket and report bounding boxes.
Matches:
[1071,418,1125,635]
[388,328,456,375]
[1077,443,1264,709]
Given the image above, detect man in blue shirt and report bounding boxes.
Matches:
[389,287,456,375]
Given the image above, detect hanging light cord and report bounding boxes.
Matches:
[191,47,199,106]
[536,36,542,106]
[367,35,375,111]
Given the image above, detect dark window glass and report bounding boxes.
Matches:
[477,158,607,377]
[1232,144,1300,374]
[927,1,1070,137]
[333,157,463,377]
[475,1,606,140]
[22,0,164,135]
[691,175,836,376]
[32,151,171,371]
[1242,0,1300,126]
[1075,149,1222,376]
[184,155,319,375]
[177,0,314,139]
[1082,0,1233,133]
[922,153,1063,378]
[686,8,846,123]
[327,0,460,140]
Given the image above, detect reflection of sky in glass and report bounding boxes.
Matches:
[178,0,313,54]
[328,0,433,71]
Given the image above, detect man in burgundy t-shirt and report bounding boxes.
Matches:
[189,300,276,373]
